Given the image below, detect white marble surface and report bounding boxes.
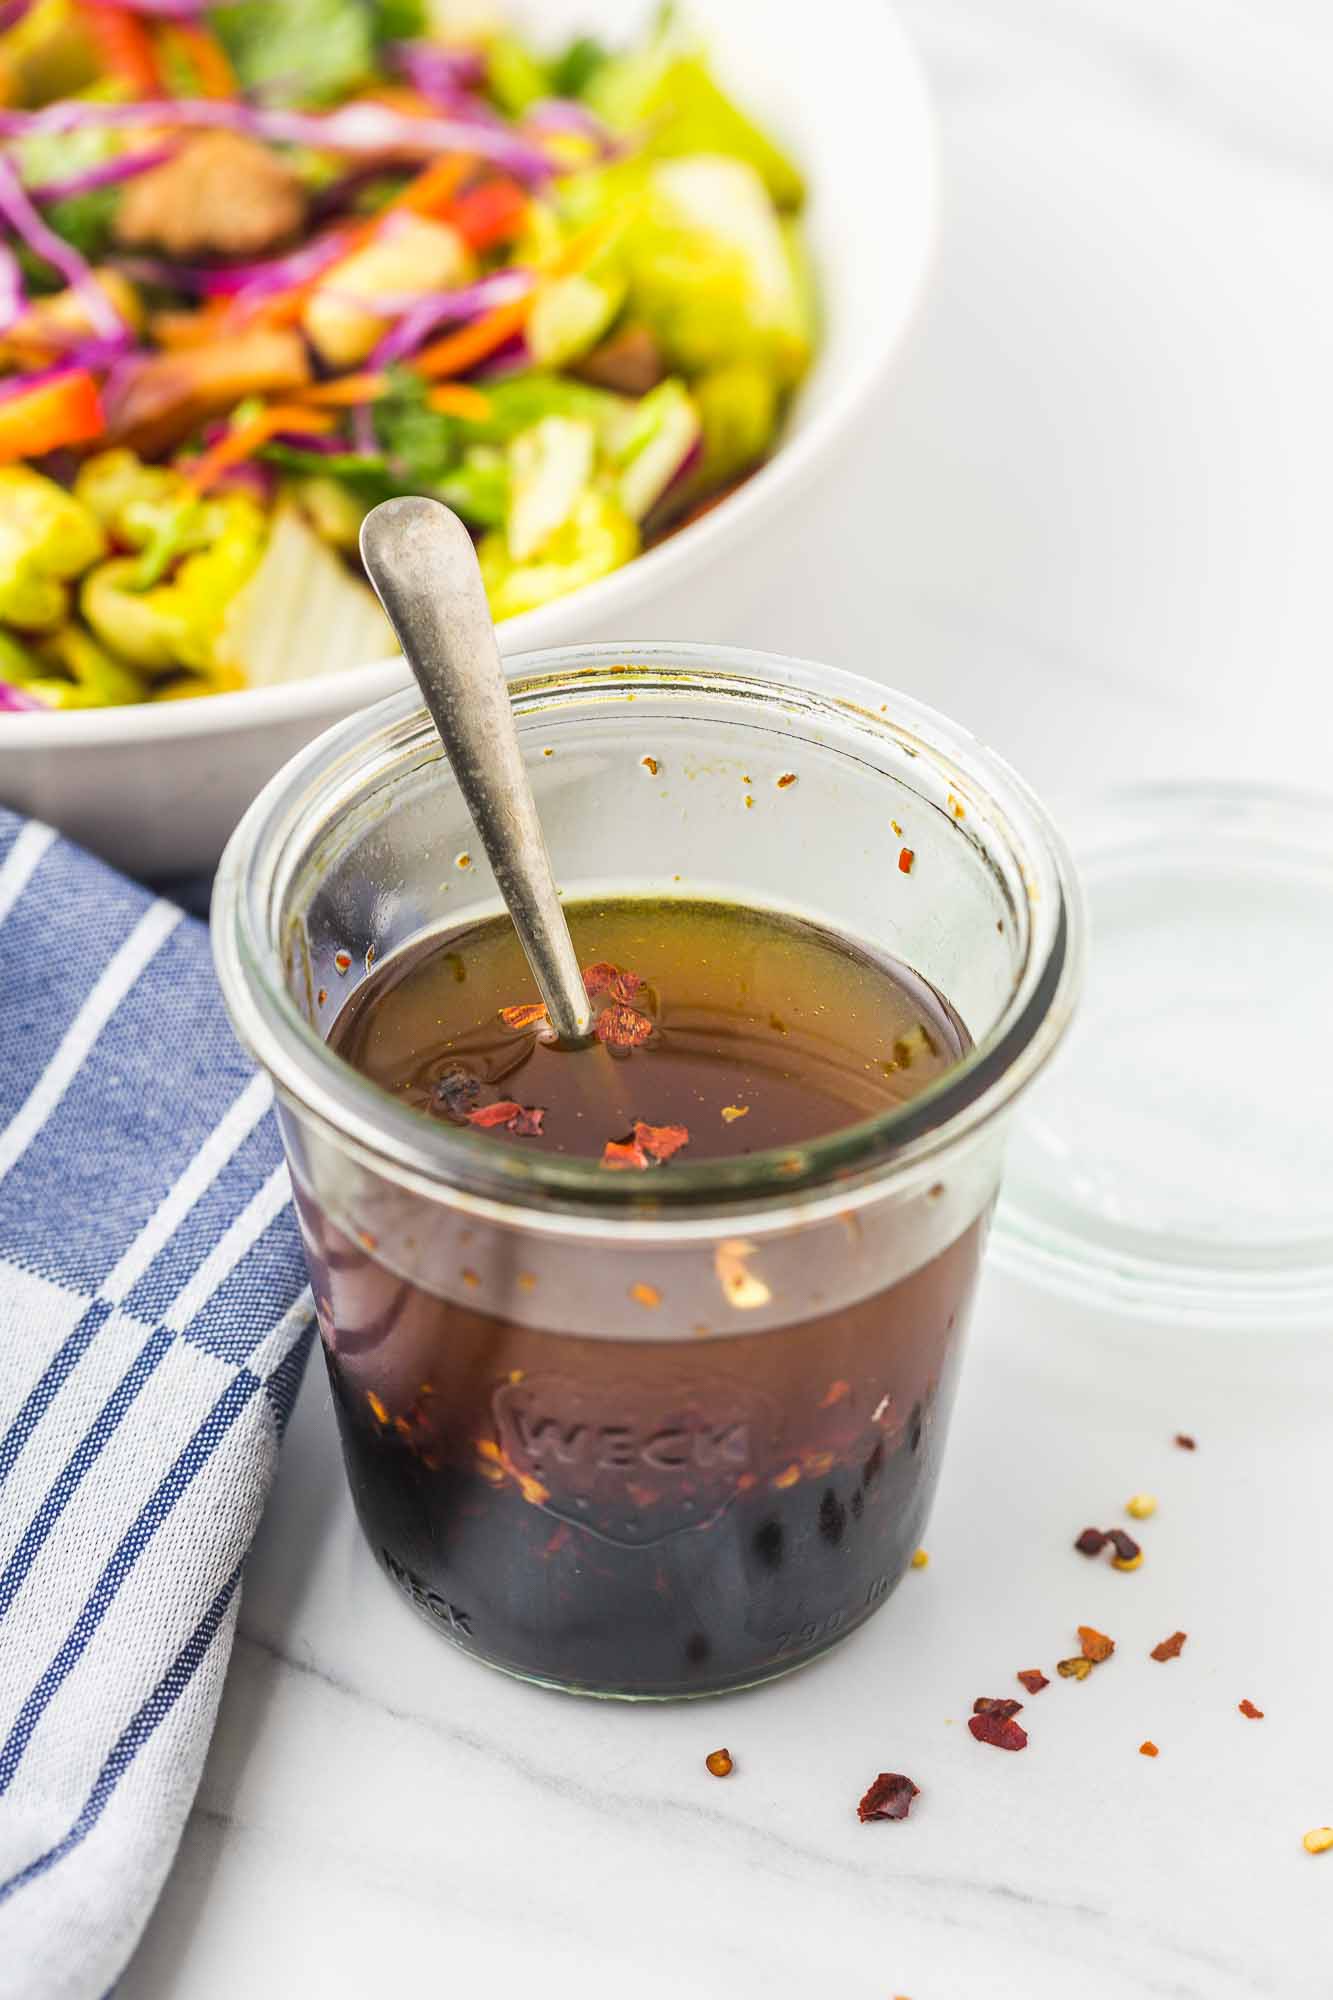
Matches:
[122,4,1333,1994]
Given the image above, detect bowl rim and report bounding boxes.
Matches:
[0,3,938,751]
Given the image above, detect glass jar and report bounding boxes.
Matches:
[214,645,1081,1698]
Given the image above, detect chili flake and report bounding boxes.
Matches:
[910,1548,929,1569]
[1239,1699,1264,1719]
[705,1748,733,1778]
[1107,1528,1142,1570]
[1139,1741,1159,1758]
[1150,1631,1187,1663]
[640,754,659,775]
[773,1463,801,1489]
[602,1137,649,1171]
[1017,1670,1049,1695]
[1057,1656,1092,1681]
[968,1707,1028,1751]
[776,772,797,789]
[499,1000,548,1031]
[1175,1433,1197,1450]
[973,1697,1023,1720]
[636,1121,689,1162]
[891,819,903,836]
[1302,1828,1333,1854]
[818,1380,850,1409]
[1075,1527,1110,1557]
[317,987,327,1007]
[595,1002,653,1048]
[857,1772,919,1822]
[721,1104,750,1123]
[334,950,352,975]
[366,1391,389,1425]
[898,846,915,874]
[1078,1625,1115,1663]
[629,1281,661,1309]
[455,851,471,870]
[508,1106,545,1137]
[465,1100,545,1137]
[1126,1493,1157,1519]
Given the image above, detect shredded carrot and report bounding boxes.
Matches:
[424,382,493,420]
[300,372,387,407]
[158,19,237,98]
[411,297,530,381]
[81,6,160,94]
[186,404,335,493]
[389,153,475,219]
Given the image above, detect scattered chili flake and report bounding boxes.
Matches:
[629,1281,661,1309]
[461,1268,479,1288]
[1140,1741,1159,1758]
[317,987,327,1006]
[508,1106,545,1137]
[334,950,352,975]
[973,1697,1023,1720]
[640,754,659,775]
[1057,1656,1092,1681]
[499,1000,548,1031]
[601,1137,649,1171]
[968,1708,1028,1751]
[365,945,376,969]
[773,1463,801,1489]
[1126,1493,1157,1519]
[582,961,620,995]
[857,1772,919,1822]
[1239,1699,1264,1719]
[744,795,755,809]
[776,772,797,789]
[1075,1527,1109,1556]
[635,1120,689,1162]
[1150,1631,1187,1663]
[1175,1433,1197,1450]
[596,1002,653,1048]
[455,851,471,869]
[891,819,903,836]
[1078,1625,1115,1663]
[898,846,915,874]
[818,1379,850,1409]
[1017,1670,1049,1695]
[366,1391,389,1425]
[705,1748,733,1778]
[910,1548,929,1570]
[1302,1828,1333,1854]
[721,1104,749,1123]
[517,1272,537,1292]
[462,1100,544,1137]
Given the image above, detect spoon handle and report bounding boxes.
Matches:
[360,497,592,1041]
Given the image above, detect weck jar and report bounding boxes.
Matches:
[213,644,1081,1697]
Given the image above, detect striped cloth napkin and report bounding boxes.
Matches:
[0,813,314,2000]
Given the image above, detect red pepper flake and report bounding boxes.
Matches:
[973,1696,1024,1721]
[898,846,915,874]
[499,1000,548,1031]
[582,960,631,996]
[857,1772,919,1822]
[629,1281,661,1309]
[1107,1527,1142,1570]
[776,771,797,789]
[601,1137,649,1171]
[334,950,352,975]
[705,1748,733,1778]
[317,987,327,1006]
[968,1708,1028,1751]
[1239,1698,1264,1719]
[819,1379,851,1409]
[635,1120,689,1162]
[1075,1527,1110,1557]
[1175,1432,1197,1450]
[1078,1625,1115,1664]
[466,1100,545,1136]
[1017,1670,1050,1695]
[595,1002,653,1048]
[1057,1656,1092,1680]
[640,754,660,776]
[1150,1630,1187,1663]
[1140,1740,1159,1758]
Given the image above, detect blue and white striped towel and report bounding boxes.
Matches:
[0,813,314,2000]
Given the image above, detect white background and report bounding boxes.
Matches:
[122,3,1333,1994]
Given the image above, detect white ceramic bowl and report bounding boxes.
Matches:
[0,0,936,877]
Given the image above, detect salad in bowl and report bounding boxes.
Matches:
[0,0,813,711]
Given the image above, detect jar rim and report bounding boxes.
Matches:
[212,643,1083,1228]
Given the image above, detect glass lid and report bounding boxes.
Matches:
[991,783,1333,1327]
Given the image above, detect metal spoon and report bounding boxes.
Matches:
[359,496,592,1042]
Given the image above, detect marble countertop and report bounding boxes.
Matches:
[122,4,1333,1994]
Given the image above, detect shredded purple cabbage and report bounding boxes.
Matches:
[0,99,555,184]
[198,228,354,304]
[0,681,43,714]
[524,98,614,148]
[390,39,492,118]
[365,270,533,368]
[0,156,126,343]
[0,241,25,336]
[111,0,208,14]
[28,144,176,206]
[473,330,532,380]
